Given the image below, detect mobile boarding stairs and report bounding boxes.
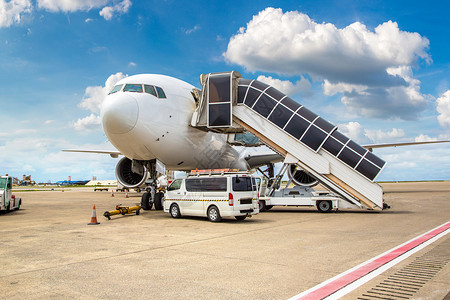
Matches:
[191,71,387,210]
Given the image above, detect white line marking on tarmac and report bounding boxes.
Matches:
[288,221,450,300]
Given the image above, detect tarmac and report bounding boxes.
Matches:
[0,182,449,299]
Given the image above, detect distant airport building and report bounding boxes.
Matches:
[56,180,90,186]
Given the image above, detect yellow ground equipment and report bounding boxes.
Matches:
[103,204,141,220]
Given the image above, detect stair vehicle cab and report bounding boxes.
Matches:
[163,169,259,222]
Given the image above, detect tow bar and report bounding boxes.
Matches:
[103,204,141,220]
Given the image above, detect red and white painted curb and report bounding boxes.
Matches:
[289,221,450,300]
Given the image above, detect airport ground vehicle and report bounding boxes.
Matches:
[163,170,259,222]
[257,177,364,213]
[0,175,21,212]
[259,185,353,213]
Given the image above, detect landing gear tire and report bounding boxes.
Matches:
[317,200,332,213]
[141,192,153,210]
[259,201,266,212]
[235,215,247,221]
[207,205,221,222]
[170,204,181,218]
[154,192,164,210]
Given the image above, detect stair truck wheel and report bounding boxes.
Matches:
[259,200,266,212]
[317,200,332,213]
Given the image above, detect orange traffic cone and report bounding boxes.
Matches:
[88,204,100,225]
[111,190,114,197]
[125,191,129,198]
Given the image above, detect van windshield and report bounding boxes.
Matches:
[232,177,254,191]
[186,178,227,192]
[0,178,6,189]
[167,179,182,191]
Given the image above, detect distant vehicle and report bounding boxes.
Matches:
[94,186,109,192]
[0,175,21,212]
[164,170,259,222]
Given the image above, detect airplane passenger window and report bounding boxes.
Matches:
[108,84,123,94]
[123,84,143,93]
[155,86,166,98]
[144,85,157,97]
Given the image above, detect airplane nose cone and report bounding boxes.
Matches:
[101,93,139,134]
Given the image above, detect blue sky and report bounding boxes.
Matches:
[0,0,449,183]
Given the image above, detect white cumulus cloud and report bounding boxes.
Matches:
[225,8,430,85]
[37,0,131,20]
[99,0,130,20]
[37,0,108,12]
[75,72,127,131]
[73,113,101,131]
[78,72,126,114]
[337,122,369,143]
[415,134,437,142]
[224,7,431,120]
[365,128,405,143]
[436,90,450,130]
[0,0,32,27]
[338,121,405,144]
[182,24,201,34]
[256,75,312,97]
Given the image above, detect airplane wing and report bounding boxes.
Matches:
[243,140,450,169]
[363,140,450,152]
[244,153,284,169]
[62,149,122,158]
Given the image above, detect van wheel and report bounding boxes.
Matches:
[141,192,152,210]
[317,200,332,213]
[207,205,221,222]
[170,204,181,218]
[235,215,246,221]
[265,205,273,210]
[154,192,164,210]
[259,201,266,212]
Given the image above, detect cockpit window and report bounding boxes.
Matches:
[155,86,166,98]
[109,84,123,95]
[123,84,143,93]
[144,85,157,97]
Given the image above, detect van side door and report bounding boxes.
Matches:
[184,178,205,215]
[231,176,256,211]
[201,177,228,215]
[166,179,184,210]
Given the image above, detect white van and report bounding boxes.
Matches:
[163,172,259,222]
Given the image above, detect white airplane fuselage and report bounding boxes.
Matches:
[101,74,247,171]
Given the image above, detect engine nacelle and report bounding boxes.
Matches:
[287,164,319,187]
[115,157,148,188]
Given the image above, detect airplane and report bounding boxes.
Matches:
[64,73,450,211]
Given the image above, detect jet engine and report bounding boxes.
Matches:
[115,157,148,188]
[287,164,319,187]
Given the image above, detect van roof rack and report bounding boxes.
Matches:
[188,169,249,176]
